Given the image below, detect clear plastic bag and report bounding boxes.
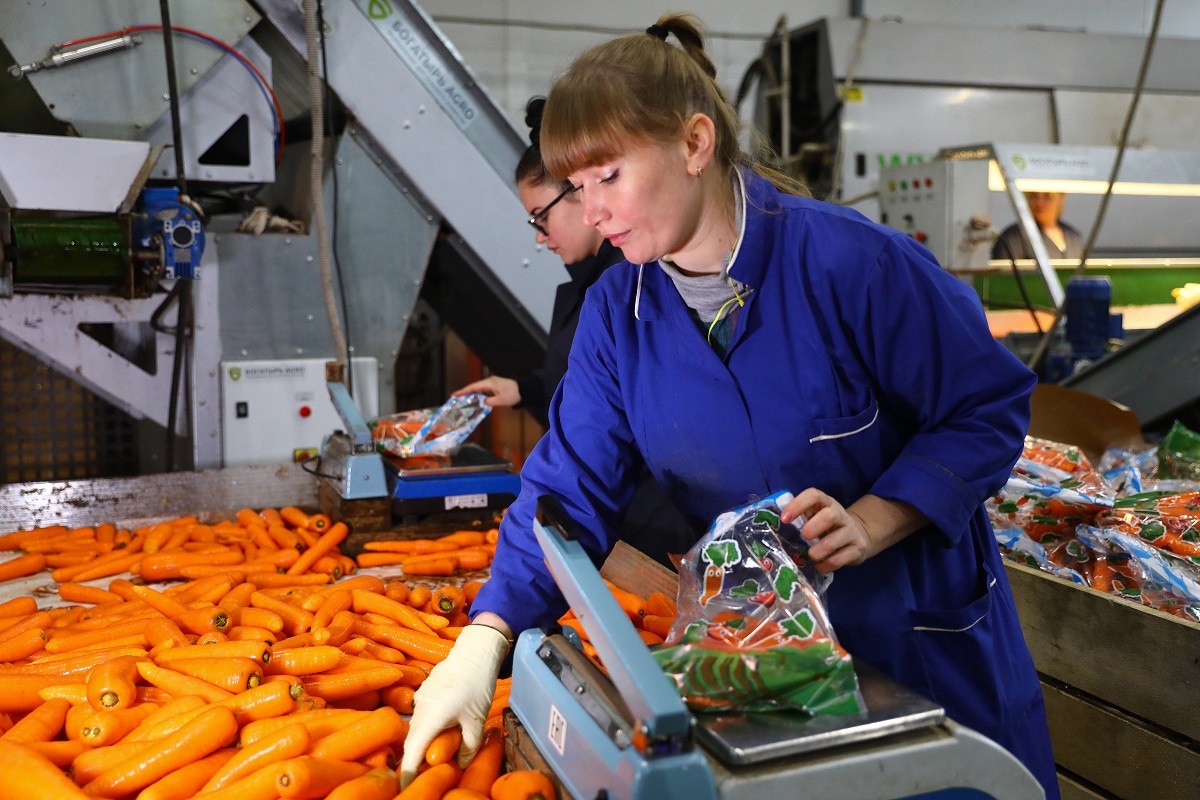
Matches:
[372,394,491,458]
[652,492,863,715]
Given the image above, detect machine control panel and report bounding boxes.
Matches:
[220,357,379,467]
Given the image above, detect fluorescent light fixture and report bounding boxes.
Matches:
[975,144,1200,196]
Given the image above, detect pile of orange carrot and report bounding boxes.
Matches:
[356,530,499,577]
[0,505,356,587]
[0,505,562,800]
[558,582,679,671]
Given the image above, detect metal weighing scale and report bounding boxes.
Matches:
[381,443,521,518]
[510,496,1046,800]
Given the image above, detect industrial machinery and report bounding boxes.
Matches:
[512,497,1045,800]
[0,0,563,480]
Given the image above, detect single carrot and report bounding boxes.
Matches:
[395,762,460,800]
[275,756,369,798]
[490,770,558,800]
[0,597,37,618]
[136,748,238,800]
[136,661,234,704]
[157,640,272,665]
[352,619,452,662]
[463,581,484,605]
[0,611,53,644]
[61,550,144,583]
[0,739,92,799]
[172,606,230,637]
[249,592,313,636]
[324,766,399,800]
[287,522,349,575]
[139,549,242,582]
[57,583,120,605]
[87,654,143,710]
[0,627,47,661]
[407,586,432,609]
[144,618,191,649]
[431,586,465,618]
[351,590,434,635]
[267,645,344,676]
[211,679,296,722]
[0,697,70,743]
[424,726,462,766]
[83,705,239,797]
[201,721,311,792]
[299,665,404,702]
[15,739,89,768]
[401,557,458,577]
[0,676,68,713]
[312,590,353,631]
[641,615,673,639]
[238,709,361,747]
[381,684,416,715]
[309,706,407,762]
[0,552,47,581]
[167,656,263,693]
[78,703,160,746]
[458,727,504,795]
[645,591,677,618]
[119,695,204,742]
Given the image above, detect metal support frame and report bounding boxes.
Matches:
[0,245,223,470]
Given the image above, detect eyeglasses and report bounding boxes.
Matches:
[527,183,578,237]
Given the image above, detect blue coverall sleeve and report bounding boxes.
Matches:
[847,234,1036,545]
[469,290,643,633]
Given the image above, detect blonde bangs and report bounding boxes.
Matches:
[541,71,637,181]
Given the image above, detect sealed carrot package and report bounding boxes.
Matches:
[653,492,863,715]
[372,393,490,458]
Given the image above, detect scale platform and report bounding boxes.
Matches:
[381,443,521,517]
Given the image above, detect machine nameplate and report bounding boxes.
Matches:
[548,704,567,756]
[444,493,487,510]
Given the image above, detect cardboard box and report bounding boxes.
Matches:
[1012,384,1200,800]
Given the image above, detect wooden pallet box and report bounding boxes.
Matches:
[1005,561,1200,800]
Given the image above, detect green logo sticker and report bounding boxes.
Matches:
[1011,154,1027,170]
[367,0,393,19]
[228,367,242,381]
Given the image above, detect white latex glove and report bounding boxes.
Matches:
[398,624,510,788]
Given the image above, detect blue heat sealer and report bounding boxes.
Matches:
[509,496,1046,800]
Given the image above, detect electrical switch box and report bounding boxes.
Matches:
[878,159,992,271]
[220,357,379,467]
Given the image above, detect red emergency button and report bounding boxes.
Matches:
[299,405,312,418]
[914,231,927,243]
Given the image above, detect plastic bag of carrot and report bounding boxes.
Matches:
[652,492,863,715]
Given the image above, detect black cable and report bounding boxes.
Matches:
[158,0,187,198]
[317,0,355,399]
[149,280,182,334]
[1027,0,1166,374]
[995,236,1044,335]
[165,284,190,470]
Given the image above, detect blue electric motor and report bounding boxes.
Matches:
[1046,276,1124,381]
[132,187,206,280]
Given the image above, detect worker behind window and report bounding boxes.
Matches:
[993,190,1085,261]
[453,96,695,569]
[403,14,1058,800]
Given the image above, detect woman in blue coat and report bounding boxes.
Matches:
[401,14,1058,799]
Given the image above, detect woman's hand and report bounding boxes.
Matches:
[453,376,521,408]
[780,490,927,574]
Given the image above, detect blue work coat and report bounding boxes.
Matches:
[474,169,1057,798]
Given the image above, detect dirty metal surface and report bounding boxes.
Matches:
[0,463,319,533]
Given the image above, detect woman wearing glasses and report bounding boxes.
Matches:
[455,97,694,567]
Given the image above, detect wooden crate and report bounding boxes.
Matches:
[1004,561,1200,799]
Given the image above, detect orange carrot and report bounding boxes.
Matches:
[300,665,404,702]
[249,592,313,636]
[458,727,504,795]
[78,703,159,746]
[0,552,47,581]
[274,756,369,797]
[201,721,311,792]
[351,590,434,635]
[0,627,47,661]
[157,640,272,666]
[424,726,462,766]
[431,586,466,618]
[87,654,143,711]
[324,766,399,800]
[395,762,461,800]
[490,769,558,800]
[136,661,234,704]
[309,706,407,762]
[83,705,239,797]
[136,748,238,800]
[407,586,432,609]
[267,645,344,676]
[287,522,349,575]
[172,606,230,637]
[0,739,92,799]
[14,739,89,768]
[352,619,452,663]
[167,656,263,693]
[0,697,70,743]
[57,583,120,605]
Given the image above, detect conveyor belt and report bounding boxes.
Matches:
[1063,303,1200,429]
